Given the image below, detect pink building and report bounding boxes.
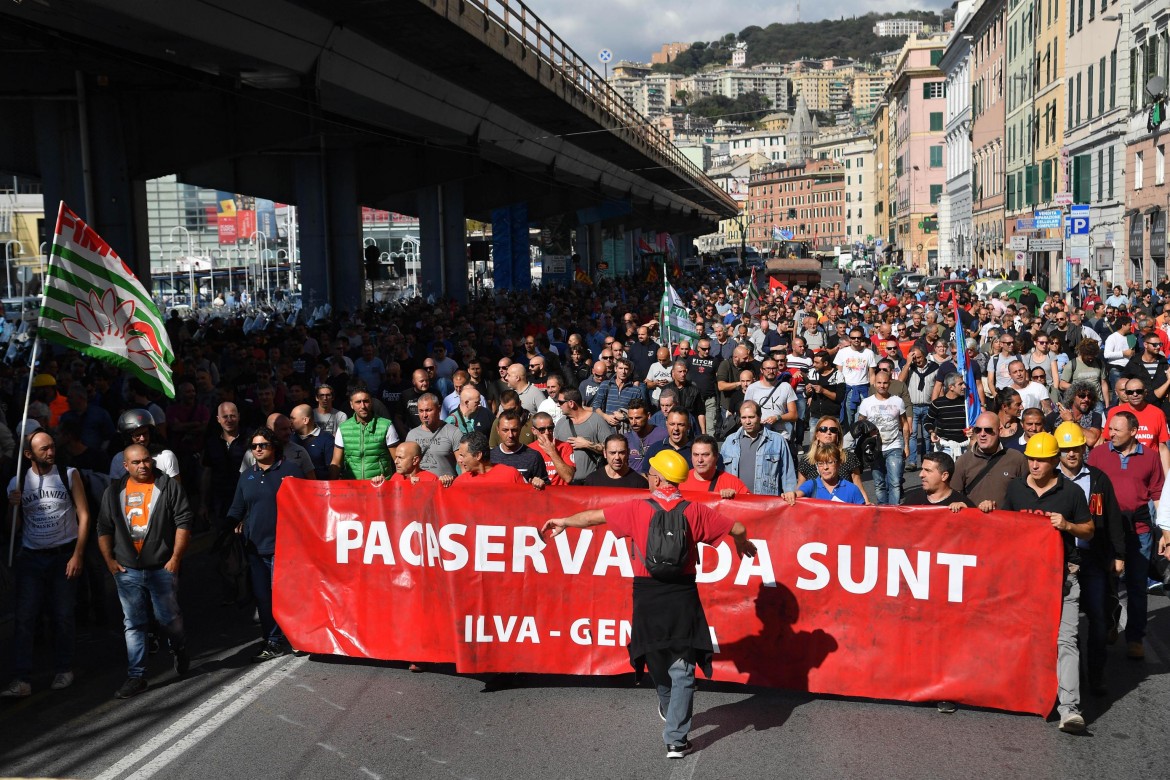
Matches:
[890,35,949,271]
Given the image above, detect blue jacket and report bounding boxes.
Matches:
[719,428,798,495]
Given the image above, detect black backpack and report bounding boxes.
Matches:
[633,499,692,581]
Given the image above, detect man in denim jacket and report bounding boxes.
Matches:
[719,401,798,496]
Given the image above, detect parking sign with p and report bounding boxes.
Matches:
[1070,204,1090,236]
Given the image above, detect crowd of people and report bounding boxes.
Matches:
[2,264,1169,744]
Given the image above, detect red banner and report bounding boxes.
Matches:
[274,482,1063,715]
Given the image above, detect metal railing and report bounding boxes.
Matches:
[426,0,736,212]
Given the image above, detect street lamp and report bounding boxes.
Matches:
[169,225,196,307]
[3,239,24,298]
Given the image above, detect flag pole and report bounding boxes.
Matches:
[661,260,671,354]
[7,332,42,567]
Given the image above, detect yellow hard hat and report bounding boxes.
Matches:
[31,373,56,388]
[648,449,690,484]
[1054,421,1087,449]
[1024,431,1059,458]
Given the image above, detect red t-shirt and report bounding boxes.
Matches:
[680,470,750,494]
[529,440,576,486]
[604,495,735,577]
[453,463,526,485]
[388,470,439,484]
[1106,403,1169,450]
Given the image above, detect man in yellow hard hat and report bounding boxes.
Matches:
[1054,421,1123,696]
[542,449,756,760]
[991,430,1093,733]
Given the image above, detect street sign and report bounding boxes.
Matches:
[875,238,883,247]
[1069,235,1090,247]
[598,49,613,64]
[1034,209,1062,229]
[1069,204,1090,235]
[1014,251,1028,267]
[1016,218,1036,230]
[1054,192,1074,206]
[1028,238,1064,252]
[1009,236,1028,250]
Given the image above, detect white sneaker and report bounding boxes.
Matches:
[1058,713,1086,733]
[1,679,32,697]
[50,671,74,691]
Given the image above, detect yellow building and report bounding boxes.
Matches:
[872,98,892,252]
[0,190,48,296]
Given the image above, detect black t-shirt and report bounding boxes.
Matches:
[1000,475,1091,564]
[490,445,547,482]
[398,387,427,431]
[902,487,974,507]
[687,354,720,397]
[628,340,660,379]
[581,468,648,488]
[380,380,409,412]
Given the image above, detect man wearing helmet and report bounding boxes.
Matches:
[109,410,179,481]
[1054,421,1124,697]
[992,431,1093,733]
[542,450,757,760]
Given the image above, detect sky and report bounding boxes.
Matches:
[522,1,949,65]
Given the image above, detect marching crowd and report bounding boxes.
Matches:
[1,266,1169,740]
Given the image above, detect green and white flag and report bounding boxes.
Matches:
[659,269,698,349]
[39,202,176,397]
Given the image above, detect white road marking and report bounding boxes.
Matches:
[319,697,347,710]
[95,655,308,780]
[668,750,700,780]
[277,714,307,727]
[359,768,382,780]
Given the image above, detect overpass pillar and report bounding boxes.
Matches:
[294,149,363,314]
[418,183,468,303]
[35,87,151,285]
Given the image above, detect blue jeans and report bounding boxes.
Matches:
[1078,553,1111,684]
[647,651,695,746]
[909,404,930,467]
[113,567,185,679]
[247,551,284,647]
[843,385,869,429]
[872,447,905,505]
[12,547,77,679]
[1107,367,1123,404]
[1124,530,1154,643]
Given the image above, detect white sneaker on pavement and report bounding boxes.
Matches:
[50,671,75,691]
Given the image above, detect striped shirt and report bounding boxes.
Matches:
[925,394,968,443]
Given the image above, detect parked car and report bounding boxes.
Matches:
[901,274,926,292]
[920,276,945,294]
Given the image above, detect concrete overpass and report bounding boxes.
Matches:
[0,0,736,307]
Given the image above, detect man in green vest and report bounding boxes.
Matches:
[328,384,399,480]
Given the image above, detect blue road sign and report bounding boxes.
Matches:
[1034,209,1062,229]
[1070,204,1090,235]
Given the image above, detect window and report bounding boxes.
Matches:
[1135,150,1144,190]
[930,184,942,204]
[930,146,944,168]
[1099,56,1106,115]
[1026,164,1038,206]
[1066,80,1074,129]
[1097,149,1104,201]
[1157,145,1165,187]
[1108,146,1115,200]
[929,111,944,131]
[1041,159,1053,202]
[923,81,946,99]
[930,49,943,66]
[1075,72,1082,125]
[1087,65,1094,119]
[1072,154,1091,203]
[1110,50,1117,108]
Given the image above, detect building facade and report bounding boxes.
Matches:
[746,159,847,253]
[969,0,1007,272]
[1123,3,1170,284]
[940,0,976,272]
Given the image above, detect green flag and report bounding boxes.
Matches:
[39,202,176,397]
[660,275,698,349]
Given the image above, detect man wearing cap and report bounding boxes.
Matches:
[990,431,1093,733]
[31,373,69,428]
[1087,412,1165,661]
[542,450,757,760]
[1054,421,1124,695]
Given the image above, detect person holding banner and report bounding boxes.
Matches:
[453,431,527,485]
[993,432,1093,733]
[228,427,303,662]
[781,444,865,505]
[541,449,757,760]
[681,434,746,498]
[581,434,647,488]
